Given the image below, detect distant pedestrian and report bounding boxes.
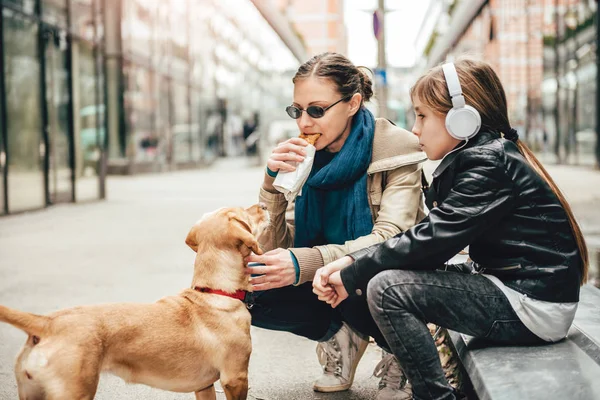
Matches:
[243,115,258,156]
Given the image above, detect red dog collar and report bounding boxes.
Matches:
[194,287,247,302]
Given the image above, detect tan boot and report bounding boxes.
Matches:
[374,349,412,400]
[312,322,369,392]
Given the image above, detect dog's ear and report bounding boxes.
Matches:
[185,224,199,253]
[227,211,263,256]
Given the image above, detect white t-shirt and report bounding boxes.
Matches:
[483,274,578,342]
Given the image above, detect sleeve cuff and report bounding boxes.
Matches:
[262,171,279,193]
[266,166,278,177]
[340,262,365,297]
[289,250,300,285]
[341,246,379,297]
[289,247,324,285]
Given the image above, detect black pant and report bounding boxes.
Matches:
[249,282,387,347]
[368,269,545,400]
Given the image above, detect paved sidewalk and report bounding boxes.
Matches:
[0,157,382,400]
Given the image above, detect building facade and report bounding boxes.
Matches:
[0,0,300,215]
[276,0,347,57]
[1,0,106,215]
[415,0,599,167]
[106,0,299,174]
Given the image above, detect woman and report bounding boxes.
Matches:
[314,58,589,400]
[247,52,427,399]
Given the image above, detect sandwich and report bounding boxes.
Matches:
[299,132,321,146]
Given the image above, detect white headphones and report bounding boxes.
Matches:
[442,62,481,141]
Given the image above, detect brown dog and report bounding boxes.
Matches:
[0,204,269,400]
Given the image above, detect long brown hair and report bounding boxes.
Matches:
[410,57,589,284]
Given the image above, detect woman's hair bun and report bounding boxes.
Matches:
[357,66,374,103]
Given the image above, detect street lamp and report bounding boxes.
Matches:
[359,1,401,119]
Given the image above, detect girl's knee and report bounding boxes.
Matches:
[367,270,420,312]
[366,271,387,307]
[367,270,402,311]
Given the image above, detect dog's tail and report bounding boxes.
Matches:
[0,305,49,337]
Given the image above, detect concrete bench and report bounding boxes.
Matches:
[449,284,600,400]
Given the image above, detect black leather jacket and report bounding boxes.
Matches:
[341,131,582,303]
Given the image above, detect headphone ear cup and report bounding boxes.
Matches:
[445,105,481,140]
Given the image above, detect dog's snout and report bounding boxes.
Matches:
[258,203,267,211]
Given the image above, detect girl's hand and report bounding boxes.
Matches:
[266,138,308,173]
[326,271,349,308]
[313,256,353,307]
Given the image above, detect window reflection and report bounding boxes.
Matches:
[122,0,154,59]
[2,9,45,212]
[44,26,73,203]
[42,0,68,27]
[542,4,597,166]
[123,63,157,163]
[0,92,4,214]
[172,81,190,163]
[112,0,298,166]
[3,0,36,14]
[75,41,102,200]
[155,77,170,163]
[70,0,96,41]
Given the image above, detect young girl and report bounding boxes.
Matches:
[314,58,589,400]
[247,52,427,399]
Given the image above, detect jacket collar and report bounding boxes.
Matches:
[432,131,499,179]
[368,118,428,174]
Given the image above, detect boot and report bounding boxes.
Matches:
[312,322,369,392]
[374,349,412,400]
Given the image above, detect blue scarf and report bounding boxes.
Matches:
[294,107,375,248]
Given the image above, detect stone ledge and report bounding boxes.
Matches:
[449,284,600,400]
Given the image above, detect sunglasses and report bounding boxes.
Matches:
[286,94,353,119]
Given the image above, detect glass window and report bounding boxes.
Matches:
[172,81,190,163]
[154,2,170,75]
[3,0,36,14]
[70,0,96,42]
[122,0,154,60]
[190,89,202,162]
[43,26,73,203]
[3,9,45,212]
[42,0,68,27]
[155,77,170,164]
[542,6,598,167]
[74,41,101,201]
[94,0,104,42]
[169,0,188,79]
[123,63,157,163]
[0,86,4,215]
[95,49,106,176]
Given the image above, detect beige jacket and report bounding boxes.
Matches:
[259,118,428,284]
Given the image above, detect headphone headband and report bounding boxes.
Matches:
[442,63,462,98]
[441,61,481,140]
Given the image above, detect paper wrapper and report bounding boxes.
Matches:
[273,145,316,202]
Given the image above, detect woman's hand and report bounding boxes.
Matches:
[313,256,353,308]
[266,137,308,173]
[245,248,297,290]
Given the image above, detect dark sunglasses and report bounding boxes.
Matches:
[286,94,353,119]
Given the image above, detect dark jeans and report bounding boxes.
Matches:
[367,269,546,400]
[250,282,388,347]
